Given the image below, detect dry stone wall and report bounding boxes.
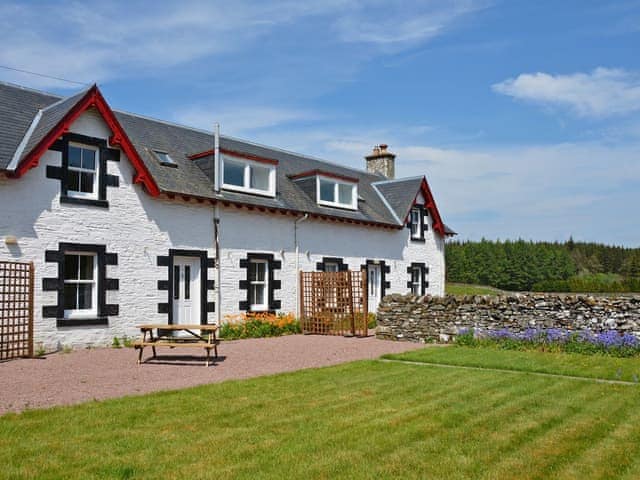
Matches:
[376,293,640,343]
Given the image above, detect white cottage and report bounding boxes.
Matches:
[0,81,455,348]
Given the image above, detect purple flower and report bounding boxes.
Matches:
[544,328,568,343]
[488,328,515,340]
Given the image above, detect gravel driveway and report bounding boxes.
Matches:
[0,335,424,414]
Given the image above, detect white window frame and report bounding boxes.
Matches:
[63,252,98,319]
[316,175,357,210]
[324,262,340,272]
[249,259,269,311]
[221,156,276,197]
[410,207,423,239]
[67,142,99,200]
[410,267,422,296]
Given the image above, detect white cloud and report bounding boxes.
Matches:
[0,0,485,89]
[174,105,319,136]
[492,67,640,117]
[238,126,640,245]
[333,0,485,49]
[0,1,349,89]
[384,142,640,245]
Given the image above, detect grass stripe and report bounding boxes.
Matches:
[384,346,640,382]
[379,357,640,385]
[2,358,640,479]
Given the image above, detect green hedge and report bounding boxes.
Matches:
[533,275,640,293]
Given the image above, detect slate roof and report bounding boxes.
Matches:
[373,177,425,222]
[0,82,59,170]
[215,137,400,225]
[20,86,93,163]
[0,81,450,231]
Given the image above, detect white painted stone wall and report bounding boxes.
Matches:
[217,194,445,319]
[0,109,215,350]
[0,108,446,348]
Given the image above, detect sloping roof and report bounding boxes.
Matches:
[444,224,457,235]
[0,83,58,170]
[216,137,400,225]
[0,81,452,232]
[373,177,424,221]
[114,111,216,199]
[20,86,93,163]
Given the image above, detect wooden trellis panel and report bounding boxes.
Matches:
[0,261,34,360]
[299,270,368,337]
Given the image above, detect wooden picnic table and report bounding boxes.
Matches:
[134,324,219,366]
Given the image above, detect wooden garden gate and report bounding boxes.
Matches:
[299,270,368,337]
[0,261,34,360]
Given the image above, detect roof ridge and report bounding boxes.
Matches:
[1,80,387,181]
[0,80,63,99]
[39,85,93,113]
[221,133,385,179]
[372,175,424,185]
[113,109,216,136]
[115,110,386,179]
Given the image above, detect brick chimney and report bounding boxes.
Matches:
[365,144,395,179]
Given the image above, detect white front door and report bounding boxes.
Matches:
[172,256,201,325]
[367,264,382,313]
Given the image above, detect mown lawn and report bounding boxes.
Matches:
[385,346,640,382]
[446,282,503,296]
[2,356,640,479]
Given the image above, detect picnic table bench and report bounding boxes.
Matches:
[134,324,219,366]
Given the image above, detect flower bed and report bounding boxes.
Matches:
[219,312,301,340]
[457,327,640,357]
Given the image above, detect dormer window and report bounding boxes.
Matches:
[222,156,276,197]
[317,176,357,210]
[154,150,177,168]
[68,143,99,200]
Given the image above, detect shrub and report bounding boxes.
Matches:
[533,274,640,293]
[111,337,122,349]
[455,328,477,347]
[219,312,301,340]
[456,327,640,357]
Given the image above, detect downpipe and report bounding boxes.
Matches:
[294,213,309,318]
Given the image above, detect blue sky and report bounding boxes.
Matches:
[1,1,639,246]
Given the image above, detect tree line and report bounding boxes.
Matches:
[446,239,640,292]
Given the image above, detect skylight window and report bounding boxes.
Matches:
[154,150,177,167]
[316,176,357,210]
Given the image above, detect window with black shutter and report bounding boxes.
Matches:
[406,263,429,295]
[46,133,121,208]
[238,253,282,312]
[408,205,427,242]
